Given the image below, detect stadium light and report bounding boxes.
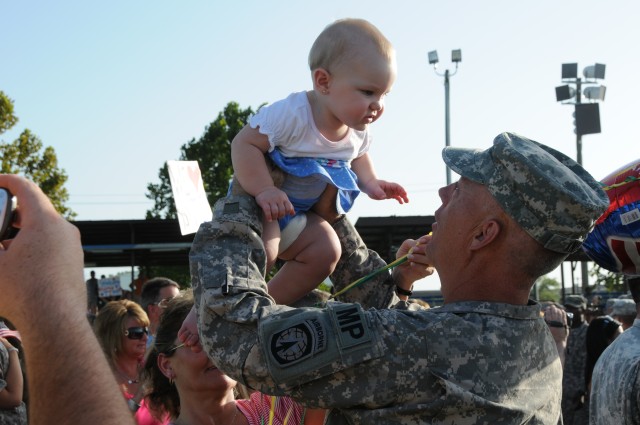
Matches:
[429,49,462,185]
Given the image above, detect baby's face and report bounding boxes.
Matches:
[326,51,396,131]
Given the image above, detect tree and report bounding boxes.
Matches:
[0,91,74,219]
[137,265,191,292]
[0,92,18,134]
[533,275,561,303]
[144,102,255,282]
[146,101,255,219]
[590,264,625,293]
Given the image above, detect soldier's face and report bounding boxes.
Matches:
[164,337,238,392]
[429,178,493,292]
[429,177,483,264]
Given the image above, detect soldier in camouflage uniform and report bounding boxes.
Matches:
[590,277,640,425]
[611,299,636,330]
[562,294,589,425]
[185,132,609,424]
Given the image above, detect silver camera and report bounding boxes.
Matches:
[0,188,16,240]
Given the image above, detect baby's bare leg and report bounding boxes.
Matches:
[267,212,340,305]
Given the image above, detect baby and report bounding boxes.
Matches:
[231,18,408,304]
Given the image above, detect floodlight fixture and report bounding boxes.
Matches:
[583,85,606,101]
[555,85,576,102]
[574,103,601,135]
[562,63,578,79]
[428,50,439,65]
[451,49,462,63]
[583,63,606,80]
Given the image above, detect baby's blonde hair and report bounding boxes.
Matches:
[308,18,394,72]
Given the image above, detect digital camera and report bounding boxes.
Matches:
[565,312,574,328]
[0,188,16,240]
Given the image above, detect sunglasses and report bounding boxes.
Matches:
[154,296,178,309]
[124,326,149,340]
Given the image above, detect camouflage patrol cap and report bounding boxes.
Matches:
[564,294,587,310]
[605,298,619,313]
[612,299,637,316]
[442,132,609,254]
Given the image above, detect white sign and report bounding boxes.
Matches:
[98,277,122,298]
[167,160,213,235]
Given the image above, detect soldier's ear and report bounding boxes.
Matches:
[470,219,500,250]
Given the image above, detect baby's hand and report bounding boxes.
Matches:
[255,186,295,221]
[363,179,409,204]
[178,306,203,353]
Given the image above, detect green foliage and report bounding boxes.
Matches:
[143,102,256,281]
[0,91,75,219]
[533,275,561,302]
[145,102,255,219]
[0,92,18,134]
[590,264,625,293]
[138,265,191,289]
[317,281,333,293]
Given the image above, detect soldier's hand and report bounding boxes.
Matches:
[393,234,434,293]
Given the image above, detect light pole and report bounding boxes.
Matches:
[555,62,606,294]
[555,63,606,166]
[429,49,462,186]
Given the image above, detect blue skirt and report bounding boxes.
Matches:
[269,149,361,229]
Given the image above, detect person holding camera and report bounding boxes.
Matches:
[562,294,589,425]
[542,302,571,367]
[0,174,135,424]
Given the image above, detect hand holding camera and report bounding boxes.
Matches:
[0,188,16,241]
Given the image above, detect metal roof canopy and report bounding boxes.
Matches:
[73,215,587,269]
[74,216,436,268]
[352,216,435,263]
[74,219,193,268]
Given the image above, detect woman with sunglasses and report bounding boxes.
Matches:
[143,290,326,425]
[94,299,168,425]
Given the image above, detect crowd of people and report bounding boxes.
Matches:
[556,296,619,424]
[2,16,640,425]
[1,135,638,424]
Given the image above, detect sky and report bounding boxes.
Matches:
[2,1,638,290]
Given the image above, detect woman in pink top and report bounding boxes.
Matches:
[142,290,325,425]
[94,300,169,425]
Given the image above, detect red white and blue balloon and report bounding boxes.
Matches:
[583,159,640,275]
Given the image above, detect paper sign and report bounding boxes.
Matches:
[167,160,213,235]
[98,277,122,298]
